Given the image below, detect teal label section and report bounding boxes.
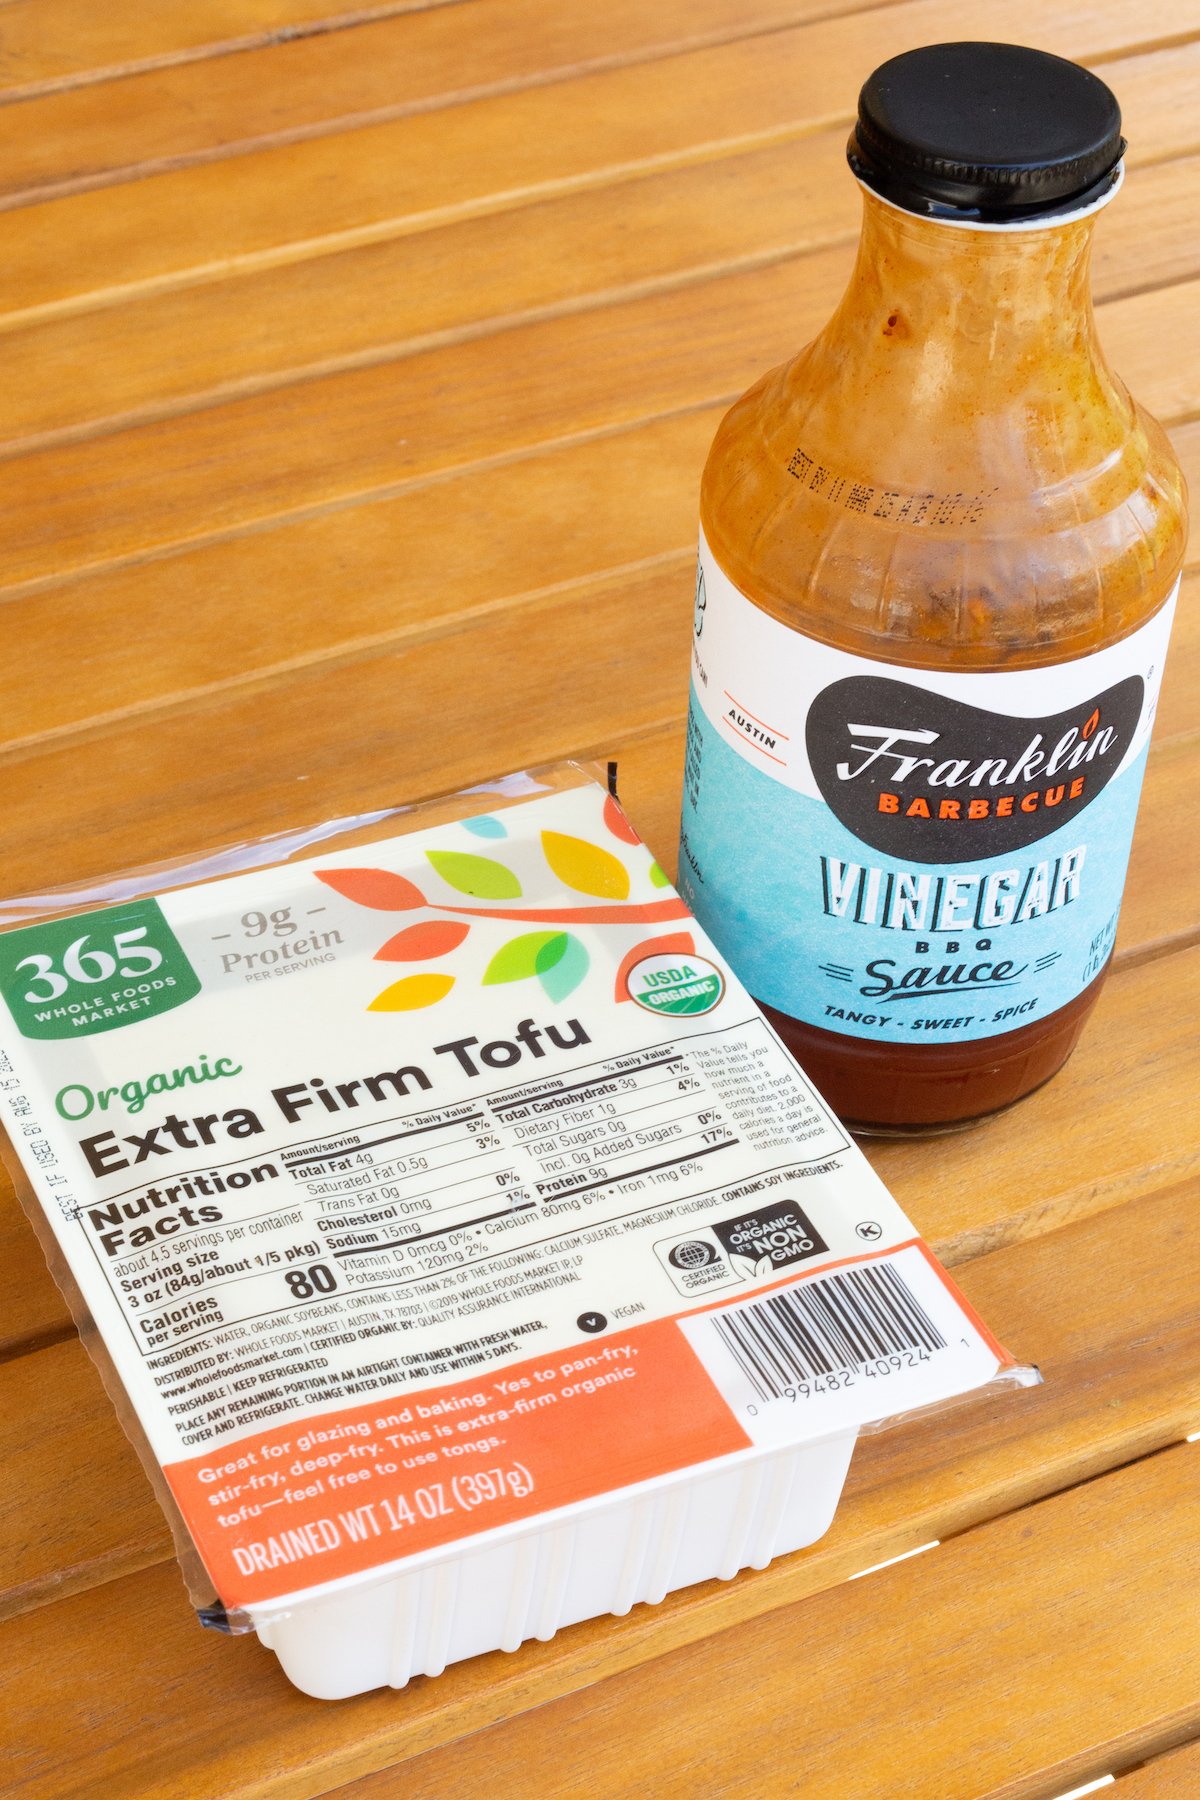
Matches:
[679,689,1146,1045]
[0,899,201,1040]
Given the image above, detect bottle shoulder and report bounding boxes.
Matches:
[700,373,1187,672]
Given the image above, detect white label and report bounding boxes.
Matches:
[681,531,1176,1044]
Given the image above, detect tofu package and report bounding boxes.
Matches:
[0,763,1032,1697]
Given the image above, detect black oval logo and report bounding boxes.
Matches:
[806,674,1144,863]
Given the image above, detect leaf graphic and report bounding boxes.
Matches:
[539,933,589,1003]
[541,831,630,899]
[426,849,522,899]
[754,1255,775,1280]
[483,931,567,985]
[648,861,671,889]
[374,920,470,962]
[614,931,695,1002]
[368,973,455,1011]
[462,815,508,839]
[316,867,425,910]
[602,794,641,845]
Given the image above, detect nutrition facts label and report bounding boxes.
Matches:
[68,1016,856,1448]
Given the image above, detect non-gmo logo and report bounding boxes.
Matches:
[627,952,725,1017]
[0,899,201,1040]
[712,1200,829,1277]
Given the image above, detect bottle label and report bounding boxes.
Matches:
[679,530,1176,1046]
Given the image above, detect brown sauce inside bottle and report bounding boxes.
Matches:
[759,969,1105,1132]
[685,46,1187,1132]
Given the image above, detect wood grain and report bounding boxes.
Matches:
[2,124,1198,456]
[0,517,1195,905]
[2,2,1196,322]
[369,1444,1200,1800]
[0,1193,64,1358]
[4,1162,1198,1619]
[3,1178,1199,1791]
[0,250,1195,607]
[0,393,1192,756]
[870,946,1200,1258]
[0,0,914,204]
[1116,1739,1200,1793]
[0,1,467,99]
[0,1337,166,1616]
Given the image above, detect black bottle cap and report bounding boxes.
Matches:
[848,42,1124,222]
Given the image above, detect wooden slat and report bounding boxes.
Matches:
[0,1192,64,1358]
[0,252,1195,607]
[363,1446,1200,1800]
[1117,1739,1200,1792]
[1,122,1198,457]
[0,383,1193,756]
[0,427,710,751]
[0,1337,166,1616]
[3,1146,1197,1620]
[0,501,1196,907]
[3,1177,1199,1793]
[0,0,913,206]
[0,1,466,100]
[1,5,1196,323]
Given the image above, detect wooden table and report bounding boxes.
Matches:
[1,3,1198,1795]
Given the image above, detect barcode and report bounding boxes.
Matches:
[708,1261,947,1401]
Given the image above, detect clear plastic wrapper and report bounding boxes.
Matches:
[0,762,1032,1696]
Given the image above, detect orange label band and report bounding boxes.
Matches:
[165,1237,1003,1610]
[165,1315,750,1609]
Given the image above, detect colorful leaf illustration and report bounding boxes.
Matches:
[368,973,456,1011]
[648,861,670,889]
[462,815,508,839]
[539,933,589,1003]
[426,849,522,899]
[483,931,568,985]
[541,830,630,899]
[316,867,425,910]
[603,794,641,845]
[614,932,695,1002]
[373,920,470,962]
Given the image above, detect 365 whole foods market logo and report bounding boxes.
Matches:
[806,674,1144,862]
[0,900,201,1039]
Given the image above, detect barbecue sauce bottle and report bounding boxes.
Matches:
[678,43,1187,1131]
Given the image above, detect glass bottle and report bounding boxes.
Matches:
[678,42,1187,1131]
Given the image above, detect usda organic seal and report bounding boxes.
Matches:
[627,952,725,1017]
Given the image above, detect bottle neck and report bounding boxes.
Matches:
[793,187,1129,493]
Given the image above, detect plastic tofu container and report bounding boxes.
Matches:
[0,764,1024,1697]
